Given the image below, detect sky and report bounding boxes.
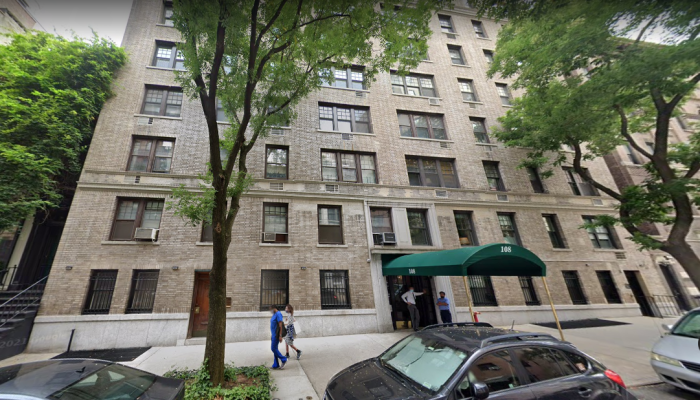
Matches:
[27,0,134,46]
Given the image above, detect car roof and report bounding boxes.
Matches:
[414,326,562,354]
[0,359,111,398]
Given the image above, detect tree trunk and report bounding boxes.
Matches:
[661,241,700,296]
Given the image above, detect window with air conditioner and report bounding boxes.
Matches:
[390,73,437,97]
[262,203,288,243]
[371,208,394,245]
[111,198,164,241]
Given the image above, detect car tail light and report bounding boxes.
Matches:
[605,369,626,388]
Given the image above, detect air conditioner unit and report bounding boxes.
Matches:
[341,133,354,141]
[355,91,367,98]
[269,182,284,191]
[497,194,509,202]
[269,128,285,136]
[428,98,440,106]
[137,117,154,126]
[382,232,397,244]
[439,142,450,149]
[592,198,604,206]
[435,190,448,198]
[263,232,277,242]
[325,184,340,193]
[134,228,159,241]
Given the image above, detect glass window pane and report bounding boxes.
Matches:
[514,348,566,382]
[371,209,392,233]
[141,201,164,229]
[155,140,173,157]
[423,159,437,172]
[319,106,334,119]
[419,78,433,88]
[152,157,171,173]
[117,201,139,220]
[405,76,419,86]
[319,207,341,226]
[390,74,403,85]
[337,108,351,120]
[337,120,352,132]
[267,147,288,164]
[320,119,334,131]
[322,152,337,167]
[466,350,521,394]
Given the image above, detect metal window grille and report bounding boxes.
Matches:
[126,270,159,313]
[83,270,118,315]
[596,271,622,304]
[469,276,498,306]
[563,271,588,305]
[260,270,288,311]
[519,276,540,306]
[320,270,351,309]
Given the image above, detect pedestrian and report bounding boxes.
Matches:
[284,304,303,360]
[436,291,453,323]
[401,286,424,331]
[269,305,287,370]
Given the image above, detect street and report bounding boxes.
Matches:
[630,384,697,400]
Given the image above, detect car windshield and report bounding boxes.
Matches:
[379,335,468,392]
[50,364,155,400]
[672,311,700,339]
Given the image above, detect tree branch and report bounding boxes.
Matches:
[571,143,623,201]
[684,160,700,179]
[254,0,290,52]
[614,104,653,159]
[634,15,658,44]
[668,72,700,111]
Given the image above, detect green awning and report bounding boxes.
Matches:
[381,243,546,277]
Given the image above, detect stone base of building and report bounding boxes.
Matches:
[455,303,642,326]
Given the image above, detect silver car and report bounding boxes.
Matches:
[650,307,700,395]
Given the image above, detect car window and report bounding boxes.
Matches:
[549,349,579,375]
[50,364,155,400]
[514,347,570,383]
[457,350,521,398]
[561,350,590,373]
[672,311,700,339]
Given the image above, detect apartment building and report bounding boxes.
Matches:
[0,0,35,45]
[28,0,677,352]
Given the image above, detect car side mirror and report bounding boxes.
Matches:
[472,382,489,400]
[662,324,672,332]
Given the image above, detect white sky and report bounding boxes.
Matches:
[27,0,133,46]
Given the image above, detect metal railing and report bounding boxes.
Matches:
[320,270,351,309]
[469,276,498,307]
[645,295,700,318]
[0,276,47,329]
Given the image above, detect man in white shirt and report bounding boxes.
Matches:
[401,286,424,331]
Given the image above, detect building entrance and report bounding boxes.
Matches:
[188,272,210,338]
[385,275,437,330]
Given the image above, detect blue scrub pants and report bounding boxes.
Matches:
[271,336,288,368]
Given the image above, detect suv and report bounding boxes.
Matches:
[323,323,636,400]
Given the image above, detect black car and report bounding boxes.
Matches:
[0,359,184,400]
[324,323,636,400]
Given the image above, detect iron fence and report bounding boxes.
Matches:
[469,276,498,307]
[644,295,700,318]
[518,276,540,306]
[126,270,159,313]
[260,270,288,311]
[83,270,118,315]
[563,271,588,305]
[320,270,351,309]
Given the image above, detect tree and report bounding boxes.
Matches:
[0,32,126,232]
[169,0,450,384]
[469,0,700,287]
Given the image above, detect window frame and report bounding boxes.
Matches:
[398,111,448,140]
[127,136,175,174]
[319,66,366,90]
[563,167,600,196]
[458,79,479,102]
[259,269,289,311]
[519,276,540,306]
[406,156,459,188]
[320,270,351,309]
[407,209,432,246]
[542,214,566,249]
[596,270,623,304]
[110,198,165,241]
[141,86,183,117]
[470,118,489,143]
[262,203,289,243]
[495,83,512,106]
[562,271,588,305]
[497,212,521,246]
[438,14,455,33]
[483,50,494,64]
[152,41,184,69]
[527,167,545,193]
[469,275,498,306]
[82,270,118,315]
[624,144,641,164]
[582,216,618,249]
[459,349,523,397]
[126,270,159,314]
[318,103,372,133]
[483,161,505,191]
[454,211,478,247]
[390,73,438,97]
[371,208,393,245]
[264,145,289,180]
[162,1,174,26]
[201,221,213,243]
[472,20,487,38]
[513,346,581,384]
[318,205,343,245]
[447,45,466,65]
[320,150,378,184]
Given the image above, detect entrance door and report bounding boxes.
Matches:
[659,263,691,311]
[189,272,210,337]
[386,275,437,330]
[624,271,654,317]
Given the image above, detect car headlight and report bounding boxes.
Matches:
[651,352,682,367]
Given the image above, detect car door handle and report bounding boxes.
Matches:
[578,387,592,397]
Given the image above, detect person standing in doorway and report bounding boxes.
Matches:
[436,291,452,323]
[284,304,302,360]
[269,305,287,370]
[401,286,424,331]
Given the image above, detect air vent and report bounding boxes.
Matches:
[428,98,440,106]
[497,194,509,202]
[270,128,285,136]
[134,176,141,184]
[325,184,339,193]
[469,103,477,109]
[269,182,284,191]
[435,190,448,198]
[355,91,367,98]
[446,33,457,40]
[137,117,154,126]
[439,142,450,149]
[592,198,604,206]
[615,252,627,260]
[341,133,354,141]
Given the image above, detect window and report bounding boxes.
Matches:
[162,2,173,26]
[408,210,431,246]
[321,151,377,184]
[438,15,454,33]
[472,20,487,38]
[201,220,213,242]
[596,271,622,304]
[320,270,351,309]
[152,42,184,69]
[563,271,588,305]
[318,206,343,244]
[260,270,288,311]
[527,167,545,193]
[406,157,458,188]
[265,146,288,179]
[495,83,511,105]
[371,208,393,245]
[454,211,477,246]
[448,45,466,65]
[128,137,174,173]
[398,112,447,140]
[263,203,288,243]
[471,118,489,143]
[645,141,655,154]
[582,216,618,249]
[458,79,478,102]
[483,50,494,64]
[624,144,641,164]
[676,116,689,130]
[497,213,520,245]
[483,161,505,191]
[111,199,164,241]
[126,270,159,314]
[216,99,227,122]
[513,347,577,383]
[318,104,371,133]
[141,86,183,117]
[83,270,118,315]
[459,350,520,397]
[319,66,365,90]
[543,214,566,248]
[469,276,497,306]
[519,276,540,306]
[563,167,599,196]
[390,73,437,97]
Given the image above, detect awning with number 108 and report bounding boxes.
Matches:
[381,243,547,277]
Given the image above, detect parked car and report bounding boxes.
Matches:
[650,307,700,395]
[324,322,636,400]
[0,359,184,400]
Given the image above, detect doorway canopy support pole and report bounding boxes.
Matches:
[541,276,565,341]
[462,276,475,322]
